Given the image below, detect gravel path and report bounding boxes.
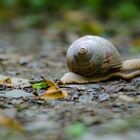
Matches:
[0,30,140,140]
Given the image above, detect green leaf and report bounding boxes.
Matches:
[32,81,49,90]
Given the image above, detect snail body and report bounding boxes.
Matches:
[61,35,140,84]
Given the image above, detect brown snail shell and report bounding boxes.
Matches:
[67,35,122,76]
[61,35,140,84]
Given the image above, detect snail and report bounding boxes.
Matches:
[60,35,140,84]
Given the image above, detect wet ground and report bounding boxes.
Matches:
[0,29,140,140]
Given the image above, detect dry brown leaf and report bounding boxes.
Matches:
[0,75,30,87]
[38,80,68,100]
[0,114,24,132]
[0,77,14,87]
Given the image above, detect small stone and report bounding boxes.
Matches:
[98,93,110,102]
[87,89,96,92]
[11,77,31,87]
[122,86,136,92]
[131,77,140,87]
[113,101,123,107]
[110,94,118,99]
[5,70,19,76]
[71,93,79,101]
[78,94,94,103]
[104,85,123,93]
[0,89,34,98]
[118,95,134,102]
[87,84,101,90]
[19,55,33,65]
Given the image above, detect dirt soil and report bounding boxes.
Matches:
[0,29,140,140]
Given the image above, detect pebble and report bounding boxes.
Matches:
[131,77,140,86]
[104,85,123,93]
[118,95,134,102]
[91,84,101,90]
[19,55,33,65]
[79,95,94,103]
[98,93,110,102]
[122,86,136,92]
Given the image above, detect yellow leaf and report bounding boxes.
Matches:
[38,80,68,100]
[0,77,14,87]
[0,114,24,132]
[0,75,30,87]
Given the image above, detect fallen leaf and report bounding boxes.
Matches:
[32,81,49,90]
[0,75,30,88]
[0,77,14,87]
[0,114,24,132]
[40,89,68,100]
[38,80,68,100]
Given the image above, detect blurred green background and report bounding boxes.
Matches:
[0,0,139,21]
[0,0,139,46]
[0,0,139,25]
